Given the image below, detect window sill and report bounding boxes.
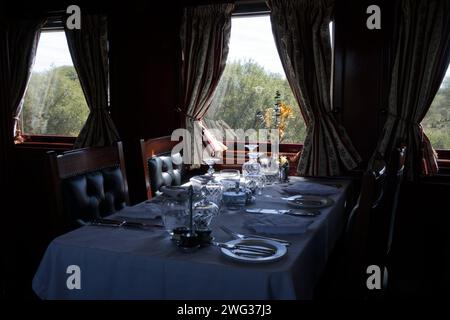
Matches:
[14,135,75,150]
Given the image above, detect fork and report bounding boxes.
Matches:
[212,241,276,255]
[220,226,291,246]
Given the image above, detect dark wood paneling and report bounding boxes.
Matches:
[109,1,182,204]
[10,146,72,298]
[334,0,393,163]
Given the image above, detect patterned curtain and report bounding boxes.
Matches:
[180,3,234,165]
[65,14,120,149]
[0,16,44,191]
[372,0,450,180]
[268,0,361,176]
[0,17,44,141]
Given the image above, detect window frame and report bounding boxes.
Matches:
[204,5,304,171]
[17,17,84,147]
[227,4,450,175]
[421,69,450,172]
[209,3,304,153]
[436,150,450,174]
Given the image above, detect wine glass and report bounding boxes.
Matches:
[245,144,258,154]
[203,157,220,176]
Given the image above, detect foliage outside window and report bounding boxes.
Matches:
[204,15,307,144]
[422,69,450,150]
[20,31,89,138]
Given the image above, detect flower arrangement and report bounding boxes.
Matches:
[258,91,294,142]
[255,92,294,182]
[279,155,290,182]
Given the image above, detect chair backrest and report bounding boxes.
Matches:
[140,137,184,199]
[344,145,406,297]
[48,142,129,231]
[385,145,406,256]
[344,159,387,296]
[367,145,407,257]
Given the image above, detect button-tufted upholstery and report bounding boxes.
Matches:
[148,153,183,196]
[141,137,202,199]
[62,166,127,224]
[48,143,129,232]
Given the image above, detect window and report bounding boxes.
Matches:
[20,30,89,138]
[204,15,307,144]
[422,65,450,150]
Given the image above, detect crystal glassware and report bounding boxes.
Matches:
[242,144,265,194]
[218,169,241,179]
[244,173,265,196]
[242,145,262,177]
[190,175,223,207]
[220,178,247,210]
[193,197,219,232]
[260,154,280,185]
[203,157,220,176]
[205,179,223,208]
[160,192,190,236]
[190,175,213,193]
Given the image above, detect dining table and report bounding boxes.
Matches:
[32,176,351,300]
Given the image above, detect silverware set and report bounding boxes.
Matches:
[220,226,291,246]
[89,218,164,229]
[245,208,320,217]
[212,241,276,257]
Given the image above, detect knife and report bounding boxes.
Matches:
[90,218,164,229]
[245,208,320,217]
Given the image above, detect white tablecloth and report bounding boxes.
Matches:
[32,177,350,300]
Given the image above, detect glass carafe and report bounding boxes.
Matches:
[260,154,280,185]
[242,144,262,177]
[193,197,219,232]
[160,187,190,236]
[242,144,265,194]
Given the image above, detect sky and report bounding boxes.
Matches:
[33,32,73,72]
[227,15,285,75]
[33,15,450,80]
[228,15,450,80]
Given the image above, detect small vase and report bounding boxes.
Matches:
[279,163,289,183]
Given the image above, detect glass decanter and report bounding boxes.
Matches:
[242,144,265,196]
[242,144,262,177]
[193,188,220,232]
[160,187,190,236]
[260,153,280,185]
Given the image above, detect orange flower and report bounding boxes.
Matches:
[262,92,295,142]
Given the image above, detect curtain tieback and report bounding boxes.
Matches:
[176,107,201,121]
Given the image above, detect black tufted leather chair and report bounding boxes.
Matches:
[147,153,183,196]
[48,142,129,231]
[140,137,189,199]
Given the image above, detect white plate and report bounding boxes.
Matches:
[220,238,287,263]
[286,195,334,209]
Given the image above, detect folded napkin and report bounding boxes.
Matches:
[282,182,339,196]
[244,214,313,235]
[115,202,162,220]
